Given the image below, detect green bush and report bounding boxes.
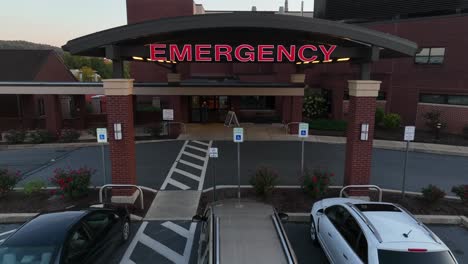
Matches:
[50,167,94,199]
[28,130,54,144]
[382,113,401,129]
[451,185,468,203]
[375,108,385,126]
[24,180,46,196]
[4,130,26,144]
[249,166,279,198]
[309,119,347,131]
[421,184,445,203]
[303,94,328,119]
[144,123,163,137]
[0,169,21,196]
[59,129,81,143]
[302,169,334,198]
[423,110,447,132]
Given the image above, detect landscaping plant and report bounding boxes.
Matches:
[0,168,21,196]
[303,94,328,119]
[50,167,94,199]
[421,184,446,203]
[302,169,334,198]
[59,128,81,143]
[423,110,447,133]
[375,108,385,126]
[4,129,26,144]
[23,180,46,196]
[382,113,401,129]
[249,166,279,198]
[309,119,347,131]
[451,184,468,203]
[28,130,54,144]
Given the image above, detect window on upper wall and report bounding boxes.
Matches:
[37,98,45,116]
[420,94,468,106]
[415,47,445,64]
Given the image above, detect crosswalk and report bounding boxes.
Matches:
[161,140,213,191]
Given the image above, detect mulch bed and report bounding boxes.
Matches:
[0,189,156,217]
[199,188,468,216]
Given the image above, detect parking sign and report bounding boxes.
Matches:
[404,126,415,141]
[298,123,309,138]
[96,128,107,143]
[209,147,218,158]
[233,127,244,143]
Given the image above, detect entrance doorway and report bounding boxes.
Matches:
[190,96,229,123]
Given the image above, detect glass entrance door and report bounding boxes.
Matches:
[190,96,229,123]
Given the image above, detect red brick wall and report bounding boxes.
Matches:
[415,103,468,134]
[343,100,387,118]
[344,96,377,186]
[126,0,194,24]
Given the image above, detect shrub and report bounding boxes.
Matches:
[249,166,279,198]
[28,130,54,144]
[4,129,26,144]
[59,129,81,143]
[23,180,46,196]
[382,113,401,129]
[50,167,94,199]
[375,108,385,126]
[451,185,468,203]
[144,123,163,138]
[303,94,328,119]
[421,184,445,203]
[309,119,347,131]
[0,169,21,196]
[463,125,468,139]
[302,169,334,198]
[423,110,447,132]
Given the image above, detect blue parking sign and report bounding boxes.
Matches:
[233,127,244,143]
[298,123,309,138]
[99,135,105,140]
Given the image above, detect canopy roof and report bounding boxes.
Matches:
[63,12,418,63]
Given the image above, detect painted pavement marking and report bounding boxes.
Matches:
[178,159,203,171]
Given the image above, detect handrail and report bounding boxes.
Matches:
[346,202,383,243]
[164,122,186,133]
[340,185,383,202]
[271,212,298,264]
[394,204,441,244]
[99,184,144,210]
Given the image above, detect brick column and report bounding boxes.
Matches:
[286,74,305,134]
[104,79,137,199]
[344,80,381,188]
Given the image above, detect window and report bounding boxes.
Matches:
[37,98,45,116]
[378,250,456,264]
[83,212,116,237]
[240,96,275,110]
[65,225,92,263]
[415,48,445,64]
[420,94,468,106]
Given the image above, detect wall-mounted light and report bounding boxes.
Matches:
[132,56,144,61]
[360,123,369,141]
[157,59,164,63]
[323,59,333,63]
[114,123,122,140]
[312,60,320,64]
[337,58,350,62]
[295,61,302,65]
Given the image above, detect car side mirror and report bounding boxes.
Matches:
[278,212,289,222]
[192,215,205,222]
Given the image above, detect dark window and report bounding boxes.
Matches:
[325,205,348,226]
[378,250,456,264]
[37,98,45,116]
[240,96,275,110]
[420,94,468,106]
[83,212,116,237]
[415,48,445,64]
[355,203,401,212]
[65,224,92,263]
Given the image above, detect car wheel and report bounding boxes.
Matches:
[310,216,319,247]
[121,219,131,243]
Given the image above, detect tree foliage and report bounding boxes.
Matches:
[63,52,130,79]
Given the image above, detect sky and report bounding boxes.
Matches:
[0,0,314,47]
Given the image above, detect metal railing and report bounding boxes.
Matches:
[99,184,145,210]
[164,122,186,134]
[340,185,383,202]
[347,202,383,243]
[272,212,298,264]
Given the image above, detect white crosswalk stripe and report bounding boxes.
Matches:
[173,168,201,181]
[185,144,208,153]
[192,140,210,147]
[178,159,203,170]
[167,178,190,190]
[181,151,205,161]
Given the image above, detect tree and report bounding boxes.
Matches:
[80,66,95,82]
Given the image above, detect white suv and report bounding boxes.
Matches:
[310,198,458,264]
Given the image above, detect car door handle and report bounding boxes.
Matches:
[343,254,348,260]
[327,232,332,238]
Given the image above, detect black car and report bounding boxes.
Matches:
[0,206,131,264]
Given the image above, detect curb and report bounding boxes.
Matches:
[0,213,144,224]
[285,213,468,226]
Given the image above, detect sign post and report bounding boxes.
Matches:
[96,128,108,185]
[233,127,244,202]
[209,147,218,202]
[401,126,415,198]
[298,123,309,176]
[163,109,174,136]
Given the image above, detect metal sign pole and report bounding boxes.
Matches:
[301,138,305,177]
[237,142,241,202]
[101,144,106,185]
[401,141,410,198]
[213,161,216,202]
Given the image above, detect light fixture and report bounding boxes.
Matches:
[295,62,302,65]
[165,60,172,64]
[303,61,310,64]
[132,56,144,61]
[323,59,333,63]
[312,60,320,64]
[172,61,177,64]
[146,58,153,62]
[157,60,164,63]
[337,58,350,62]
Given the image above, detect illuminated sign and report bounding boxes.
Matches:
[149,44,336,63]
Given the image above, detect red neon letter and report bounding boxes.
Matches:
[298,45,318,62]
[150,44,167,61]
[319,45,337,61]
[195,44,212,62]
[277,45,296,62]
[235,45,255,62]
[258,45,275,62]
[215,45,233,62]
[169,44,192,61]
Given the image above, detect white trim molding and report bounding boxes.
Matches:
[103,79,134,96]
[348,80,381,97]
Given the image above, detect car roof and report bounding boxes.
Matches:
[2,211,87,247]
[212,200,289,264]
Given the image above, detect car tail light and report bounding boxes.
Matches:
[408,248,427,252]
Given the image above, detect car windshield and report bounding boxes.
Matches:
[378,249,456,264]
[0,246,57,264]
